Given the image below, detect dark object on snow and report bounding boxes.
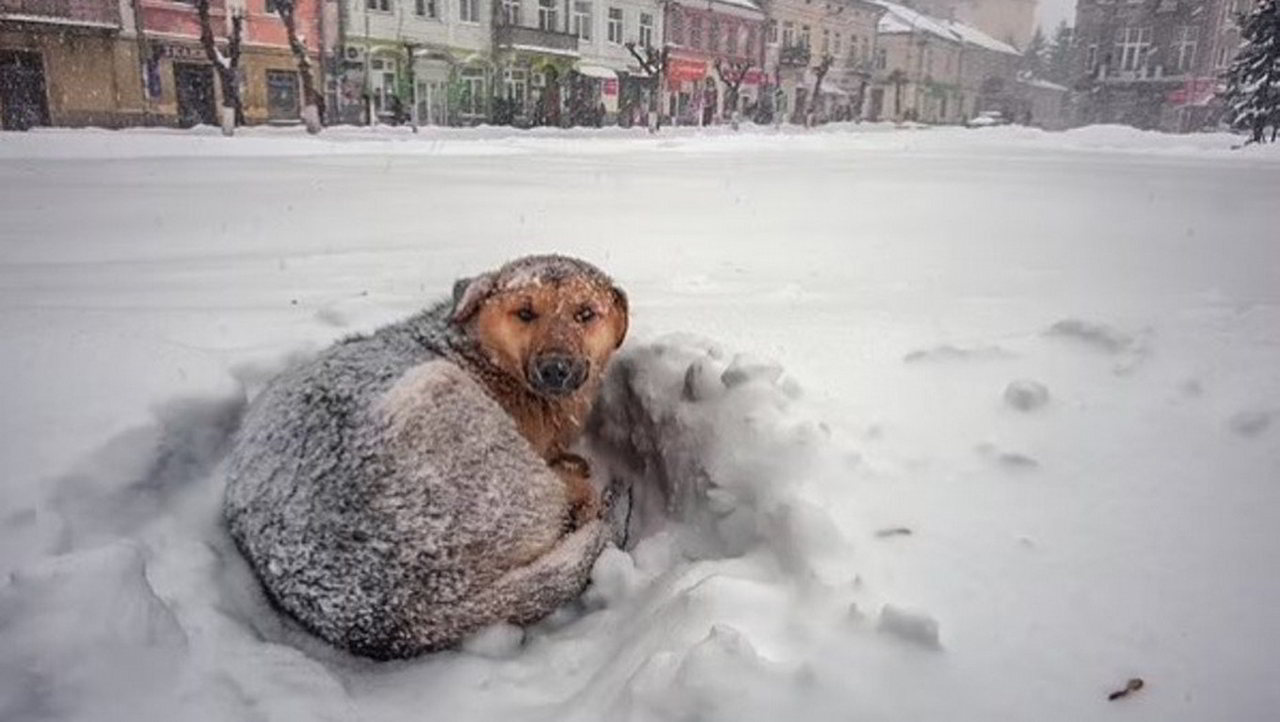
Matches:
[225,255,628,659]
[1107,677,1145,701]
[874,527,913,538]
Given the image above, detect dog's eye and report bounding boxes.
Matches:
[515,307,538,323]
[575,307,597,324]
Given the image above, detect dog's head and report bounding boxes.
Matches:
[452,255,628,399]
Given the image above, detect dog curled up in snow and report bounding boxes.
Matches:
[224,255,628,659]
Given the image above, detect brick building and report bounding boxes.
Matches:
[1071,0,1249,131]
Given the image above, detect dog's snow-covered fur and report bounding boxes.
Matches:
[224,255,626,659]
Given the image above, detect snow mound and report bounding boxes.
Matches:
[1003,379,1050,411]
[0,333,941,721]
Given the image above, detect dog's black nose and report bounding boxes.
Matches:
[531,354,587,395]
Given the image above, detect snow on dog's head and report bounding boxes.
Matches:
[451,255,629,400]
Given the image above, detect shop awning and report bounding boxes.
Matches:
[575,64,619,80]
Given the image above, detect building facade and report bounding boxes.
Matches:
[664,0,767,125]
[1,0,145,128]
[333,0,491,125]
[137,0,324,127]
[1071,0,1245,131]
[865,0,1019,123]
[759,0,883,122]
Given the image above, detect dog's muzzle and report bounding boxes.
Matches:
[529,354,588,396]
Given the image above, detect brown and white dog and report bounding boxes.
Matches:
[225,255,628,659]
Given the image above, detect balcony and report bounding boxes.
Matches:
[0,0,120,27]
[779,43,810,67]
[494,23,579,56]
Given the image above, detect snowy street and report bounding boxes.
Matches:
[1,124,1278,721]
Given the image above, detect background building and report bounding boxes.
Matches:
[760,0,884,122]
[334,0,492,125]
[906,0,1036,49]
[138,0,323,127]
[1,0,144,128]
[866,0,1020,123]
[1070,0,1245,131]
[664,0,767,125]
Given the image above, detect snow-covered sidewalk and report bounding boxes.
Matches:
[1,125,1277,722]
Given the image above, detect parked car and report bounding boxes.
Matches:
[966,110,1009,128]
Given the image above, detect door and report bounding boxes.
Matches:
[868,88,884,121]
[0,50,51,130]
[174,63,217,127]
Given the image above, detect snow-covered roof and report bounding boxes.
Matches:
[1019,76,1069,91]
[873,0,956,41]
[708,0,766,15]
[872,0,1020,56]
[944,20,1019,56]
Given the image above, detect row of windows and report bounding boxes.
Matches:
[371,0,652,42]
[668,11,760,57]
[1083,25,1201,73]
[768,20,868,61]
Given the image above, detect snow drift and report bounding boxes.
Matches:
[0,333,930,722]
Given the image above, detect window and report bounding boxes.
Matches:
[709,19,719,52]
[801,24,811,48]
[767,19,777,44]
[607,7,623,43]
[538,0,557,30]
[1173,25,1196,72]
[639,11,653,47]
[572,1,592,39]
[726,22,738,54]
[501,0,519,23]
[1216,40,1232,67]
[265,0,279,12]
[746,25,756,56]
[1086,43,1098,69]
[459,0,478,22]
[366,0,390,11]
[1115,26,1152,70]
[459,67,485,116]
[265,70,299,120]
[821,28,830,54]
[414,0,437,16]
[874,47,886,69]
[503,68,527,108]
[690,15,702,48]
[669,8,683,43]
[782,21,794,47]
[833,31,841,58]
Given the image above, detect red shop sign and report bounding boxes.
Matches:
[667,57,708,83]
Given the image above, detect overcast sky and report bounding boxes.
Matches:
[1034,0,1077,35]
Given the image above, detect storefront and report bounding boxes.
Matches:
[666,54,708,125]
[140,39,315,127]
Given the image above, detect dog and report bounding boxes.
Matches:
[224,255,629,659]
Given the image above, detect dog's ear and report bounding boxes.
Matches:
[451,273,496,324]
[609,286,629,349]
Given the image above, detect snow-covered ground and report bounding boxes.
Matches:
[1,123,1278,722]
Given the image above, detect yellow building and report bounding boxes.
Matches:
[0,0,146,129]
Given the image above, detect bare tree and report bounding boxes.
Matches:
[272,0,323,133]
[626,42,670,132]
[714,58,752,126]
[195,0,244,135]
[805,53,833,126]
